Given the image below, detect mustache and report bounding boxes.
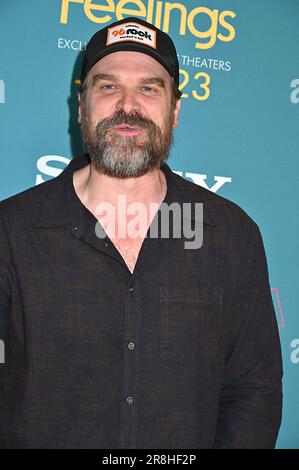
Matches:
[95,110,156,132]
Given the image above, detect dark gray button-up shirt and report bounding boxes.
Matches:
[0,154,283,449]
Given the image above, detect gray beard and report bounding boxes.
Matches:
[80,110,173,178]
[93,134,158,178]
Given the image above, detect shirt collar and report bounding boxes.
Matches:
[34,154,216,229]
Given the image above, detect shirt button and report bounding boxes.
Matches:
[128,287,134,293]
[128,342,135,350]
[126,396,134,405]
[71,226,81,237]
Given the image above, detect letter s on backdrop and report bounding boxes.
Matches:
[36,155,70,185]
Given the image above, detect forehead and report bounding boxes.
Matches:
[87,51,171,82]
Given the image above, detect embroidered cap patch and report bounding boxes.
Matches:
[106,22,157,49]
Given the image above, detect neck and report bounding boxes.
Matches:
[73,162,167,215]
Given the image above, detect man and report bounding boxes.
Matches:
[0,17,282,448]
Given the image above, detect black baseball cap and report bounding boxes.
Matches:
[80,17,181,90]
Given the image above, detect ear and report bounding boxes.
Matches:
[172,99,181,129]
[78,92,82,124]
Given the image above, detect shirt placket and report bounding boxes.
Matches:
[118,272,142,449]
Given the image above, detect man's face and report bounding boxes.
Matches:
[78,51,180,178]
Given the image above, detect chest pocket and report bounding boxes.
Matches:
[159,285,223,364]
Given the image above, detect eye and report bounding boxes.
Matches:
[141,86,156,94]
[102,84,116,90]
[96,83,118,91]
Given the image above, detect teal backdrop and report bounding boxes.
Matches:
[0,0,298,448]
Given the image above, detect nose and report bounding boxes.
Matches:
[116,89,141,114]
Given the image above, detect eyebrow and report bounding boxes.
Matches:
[140,77,166,88]
[92,73,119,86]
[92,73,166,88]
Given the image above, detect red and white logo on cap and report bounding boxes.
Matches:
[106,22,156,49]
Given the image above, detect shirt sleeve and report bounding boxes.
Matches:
[213,220,283,449]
